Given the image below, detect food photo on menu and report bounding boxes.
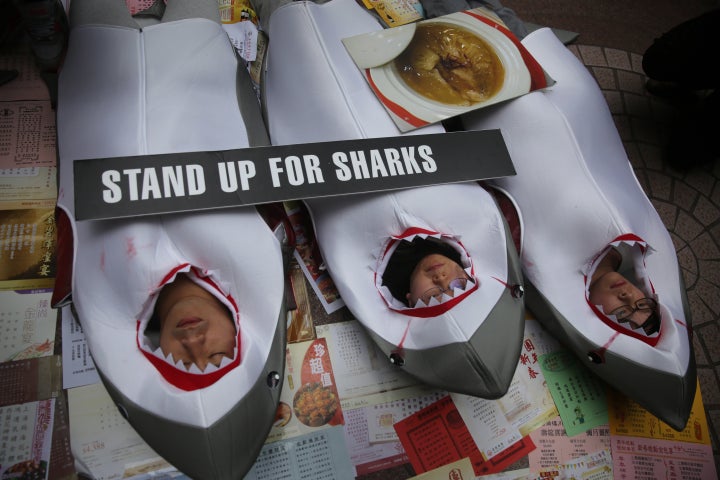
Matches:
[342,6,553,132]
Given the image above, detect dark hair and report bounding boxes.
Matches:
[381,237,463,301]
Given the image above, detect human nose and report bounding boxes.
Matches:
[179,332,209,370]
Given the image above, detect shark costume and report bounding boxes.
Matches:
[464,28,696,430]
[260,0,525,398]
[54,1,287,477]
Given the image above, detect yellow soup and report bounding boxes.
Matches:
[394,22,505,106]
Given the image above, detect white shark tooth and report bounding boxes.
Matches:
[413,298,426,308]
[151,346,166,359]
[204,362,220,373]
[219,355,233,368]
[188,363,203,374]
[174,357,185,369]
[427,296,442,306]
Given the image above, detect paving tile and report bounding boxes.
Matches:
[629,52,644,74]
[616,70,646,94]
[710,223,720,247]
[712,181,720,206]
[694,195,720,226]
[633,117,666,144]
[604,48,632,70]
[674,182,701,211]
[688,291,716,327]
[647,171,673,201]
[675,210,705,242]
[637,142,665,170]
[602,89,623,114]
[693,333,709,366]
[690,232,720,260]
[577,45,607,66]
[623,141,645,170]
[592,66,616,90]
[684,169,717,197]
[566,44,582,63]
[677,244,699,275]
[612,114,632,142]
[697,367,720,404]
[698,260,720,288]
[694,279,720,315]
[623,92,652,118]
[697,323,720,364]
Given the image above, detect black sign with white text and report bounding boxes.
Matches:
[73,130,514,221]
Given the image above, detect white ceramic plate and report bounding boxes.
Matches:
[367,12,532,126]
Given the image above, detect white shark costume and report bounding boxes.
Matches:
[259,0,525,398]
[54,1,287,477]
[463,28,696,430]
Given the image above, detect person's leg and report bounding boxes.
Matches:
[162,0,221,23]
[69,0,137,28]
[642,9,720,91]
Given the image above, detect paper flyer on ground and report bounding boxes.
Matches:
[0,289,55,362]
[342,405,409,476]
[67,383,180,480]
[490,319,559,437]
[342,7,551,132]
[0,101,57,170]
[360,0,424,28]
[315,320,418,401]
[528,416,610,471]
[246,426,355,479]
[607,380,711,445]
[0,398,55,480]
[530,448,613,480]
[393,395,535,476]
[611,435,717,479]
[0,208,57,291]
[538,349,608,436]
[407,457,474,480]
[61,307,100,390]
[266,338,344,444]
[0,166,57,210]
[0,356,62,408]
[283,201,345,314]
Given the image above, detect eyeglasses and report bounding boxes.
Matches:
[414,277,472,306]
[609,297,657,322]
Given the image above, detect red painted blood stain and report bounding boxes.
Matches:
[126,237,137,258]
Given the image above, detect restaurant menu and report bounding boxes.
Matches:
[246,426,355,480]
[0,398,55,480]
[607,380,718,479]
[0,208,57,291]
[528,416,611,471]
[393,395,535,476]
[538,349,609,437]
[0,289,55,362]
[68,383,183,480]
[265,338,344,443]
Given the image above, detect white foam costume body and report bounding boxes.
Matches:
[262,0,525,398]
[464,28,695,430]
[55,1,286,477]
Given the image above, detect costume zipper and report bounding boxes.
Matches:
[138,27,148,155]
[303,3,367,139]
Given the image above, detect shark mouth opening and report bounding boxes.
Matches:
[375,228,478,318]
[583,234,661,346]
[136,264,242,391]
